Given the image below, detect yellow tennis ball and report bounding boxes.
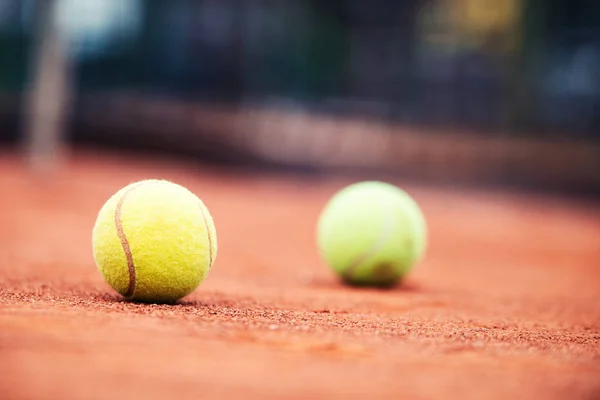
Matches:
[317,181,427,287]
[92,179,217,303]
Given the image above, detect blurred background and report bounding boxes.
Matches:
[0,0,598,196]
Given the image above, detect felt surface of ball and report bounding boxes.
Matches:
[317,181,427,287]
[92,179,217,303]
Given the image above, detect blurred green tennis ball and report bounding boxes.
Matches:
[317,181,427,287]
[92,179,217,303]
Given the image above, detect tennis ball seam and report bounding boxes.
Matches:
[198,203,214,267]
[342,194,395,281]
[113,181,145,297]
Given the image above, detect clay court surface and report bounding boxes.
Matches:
[0,149,599,400]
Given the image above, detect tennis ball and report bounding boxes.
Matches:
[316,181,427,287]
[92,179,217,303]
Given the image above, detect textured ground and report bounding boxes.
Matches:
[1,149,599,400]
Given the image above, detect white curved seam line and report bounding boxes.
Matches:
[345,195,395,278]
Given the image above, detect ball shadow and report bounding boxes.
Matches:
[309,275,424,294]
[98,292,186,306]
